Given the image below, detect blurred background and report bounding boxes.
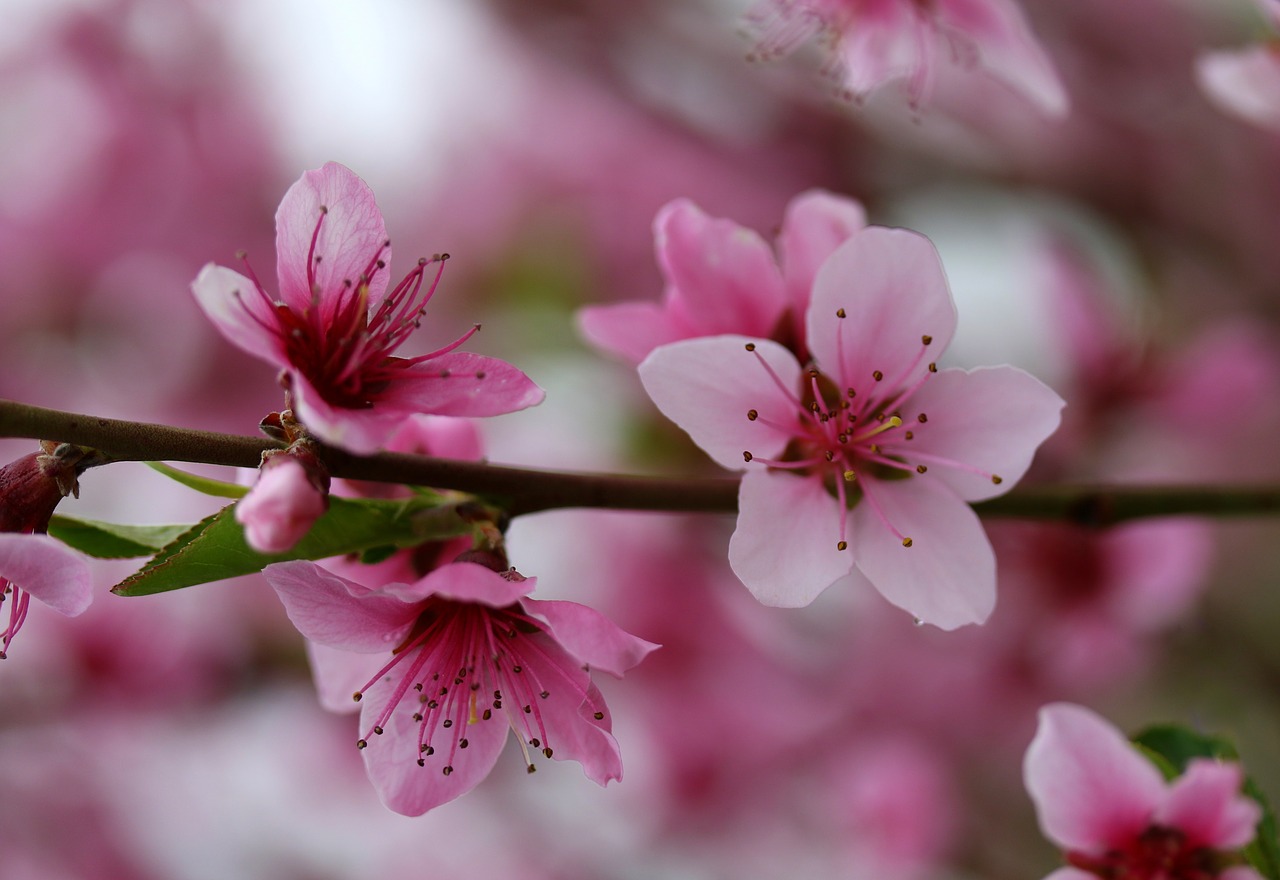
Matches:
[3,0,1280,877]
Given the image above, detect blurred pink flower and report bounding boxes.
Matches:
[263,558,657,815]
[744,0,1068,116]
[639,227,1063,628]
[1024,703,1263,880]
[0,447,95,658]
[578,190,865,364]
[1198,1,1280,131]
[192,162,544,453]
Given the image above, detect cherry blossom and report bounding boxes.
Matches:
[638,227,1063,628]
[743,0,1068,116]
[191,162,544,454]
[578,190,865,364]
[1024,703,1263,880]
[263,558,658,816]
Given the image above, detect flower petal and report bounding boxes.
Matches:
[778,189,866,317]
[897,365,1064,502]
[577,300,692,365]
[387,352,546,418]
[639,335,801,472]
[1157,759,1261,850]
[1023,703,1165,853]
[379,562,534,609]
[275,162,391,314]
[263,560,418,652]
[655,198,786,338]
[1197,46,1280,132]
[0,533,92,617]
[728,469,853,607]
[305,640,372,715]
[807,228,958,396]
[360,671,510,816]
[190,263,288,367]
[521,598,660,677]
[849,477,995,629]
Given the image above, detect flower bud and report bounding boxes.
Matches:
[236,443,330,554]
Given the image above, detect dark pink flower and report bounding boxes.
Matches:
[639,227,1063,628]
[744,0,1068,116]
[192,162,544,453]
[578,191,865,364]
[263,559,657,816]
[1024,703,1263,880]
[0,446,94,658]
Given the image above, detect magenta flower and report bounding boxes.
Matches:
[744,0,1068,116]
[1024,703,1264,880]
[263,559,658,816]
[0,448,95,657]
[638,227,1063,628]
[578,190,865,365]
[192,162,544,454]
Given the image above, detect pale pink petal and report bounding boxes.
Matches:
[1042,870,1097,880]
[835,2,930,103]
[848,477,994,629]
[520,598,660,677]
[359,671,510,816]
[0,533,92,617]
[728,469,853,607]
[386,414,484,461]
[274,162,390,313]
[1198,46,1280,131]
[263,560,418,652]
[1101,520,1213,630]
[1157,759,1261,850]
[778,189,867,317]
[379,562,534,609]
[189,263,289,367]
[235,457,327,554]
[383,352,546,419]
[937,0,1069,117]
[515,641,623,786]
[305,640,372,714]
[807,228,958,396]
[898,366,1064,502]
[655,198,787,338]
[638,336,801,471]
[1023,703,1165,854]
[577,300,692,365]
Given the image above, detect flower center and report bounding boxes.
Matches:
[1066,825,1242,880]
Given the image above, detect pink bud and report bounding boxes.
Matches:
[236,453,329,554]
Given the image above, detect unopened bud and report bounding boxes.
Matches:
[236,443,330,554]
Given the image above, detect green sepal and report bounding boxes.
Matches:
[144,461,250,499]
[47,515,192,559]
[112,494,469,596]
[1133,723,1280,880]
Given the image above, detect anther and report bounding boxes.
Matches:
[991,475,1003,485]
[543,747,554,758]
[836,308,846,318]
[482,709,492,720]
[747,410,758,421]
[318,205,329,214]
[421,745,434,755]
[743,451,754,462]
[916,465,927,474]
[459,739,469,749]
[593,712,604,720]
[902,537,913,548]
[917,413,928,423]
[927,363,937,373]
[373,726,384,736]
[872,370,884,381]
[417,758,425,767]
[824,451,834,461]
[540,691,550,699]
[837,540,848,551]
[413,713,423,722]
[843,470,857,482]
[443,766,453,776]
[356,739,368,750]
[527,764,537,774]
[524,705,532,714]
[442,719,453,728]
[904,431,914,440]
[745,343,756,352]
[922,335,932,345]
[352,692,363,702]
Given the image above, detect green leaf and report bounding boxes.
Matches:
[112,494,468,596]
[47,515,193,559]
[145,461,249,498]
[1134,723,1280,880]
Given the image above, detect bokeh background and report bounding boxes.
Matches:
[4,0,1280,877]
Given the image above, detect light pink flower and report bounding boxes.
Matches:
[192,162,544,454]
[578,191,865,364]
[638,227,1063,628]
[235,453,328,555]
[263,559,658,816]
[1024,703,1264,880]
[1197,1,1280,131]
[744,0,1068,117]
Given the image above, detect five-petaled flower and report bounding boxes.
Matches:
[1024,702,1264,880]
[192,162,544,454]
[264,558,658,816]
[639,227,1063,629]
[744,0,1068,116]
[0,443,95,658]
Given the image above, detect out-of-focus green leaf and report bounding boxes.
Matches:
[112,495,467,596]
[47,515,192,559]
[145,461,249,498]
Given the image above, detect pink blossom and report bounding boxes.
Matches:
[235,453,328,555]
[1196,1,1280,131]
[191,162,544,454]
[262,558,658,816]
[1024,703,1264,880]
[578,191,865,364]
[744,0,1068,117]
[638,227,1063,628]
